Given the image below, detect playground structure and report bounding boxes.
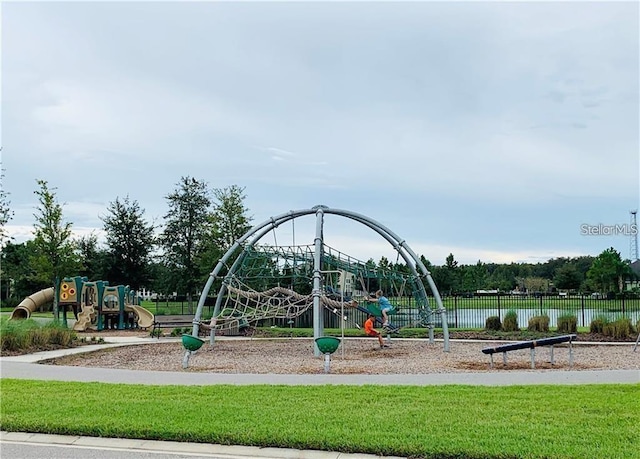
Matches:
[9,276,154,332]
[183,205,449,368]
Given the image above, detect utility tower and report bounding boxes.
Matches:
[631,210,638,262]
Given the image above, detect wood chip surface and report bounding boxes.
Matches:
[45,337,640,374]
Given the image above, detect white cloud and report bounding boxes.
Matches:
[266,147,297,157]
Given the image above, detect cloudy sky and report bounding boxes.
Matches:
[2,1,638,266]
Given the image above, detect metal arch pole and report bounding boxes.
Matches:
[312,207,325,357]
[423,274,449,351]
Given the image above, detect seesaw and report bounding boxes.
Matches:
[482,334,577,369]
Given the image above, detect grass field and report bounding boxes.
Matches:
[1,380,637,459]
[1,313,637,458]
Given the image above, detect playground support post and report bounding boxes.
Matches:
[53,277,60,322]
[321,269,346,359]
[312,207,325,357]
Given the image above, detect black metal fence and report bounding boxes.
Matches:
[440,294,640,329]
[149,293,640,330]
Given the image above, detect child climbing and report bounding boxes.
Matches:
[364,290,393,328]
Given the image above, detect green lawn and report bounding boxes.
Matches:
[1,380,637,459]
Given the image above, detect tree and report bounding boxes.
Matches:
[1,241,43,302]
[101,196,155,290]
[586,247,632,293]
[198,185,253,295]
[445,253,458,270]
[159,177,212,313]
[0,167,14,302]
[209,185,253,252]
[459,261,488,292]
[76,233,110,281]
[553,264,582,291]
[419,255,433,273]
[432,253,460,295]
[521,277,549,293]
[32,179,80,319]
[378,256,392,294]
[146,260,173,300]
[0,167,14,247]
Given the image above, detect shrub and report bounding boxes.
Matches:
[590,315,609,334]
[47,328,73,346]
[29,328,50,347]
[1,331,22,352]
[485,316,502,331]
[602,318,633,340]
[1,320,76,353]
[43,323,76,346]
[1,320,38,352]
[502,310,519,332]
[557,314,577,333]
[527,315,550,332]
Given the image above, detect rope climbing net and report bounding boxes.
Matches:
[210,243,436,331]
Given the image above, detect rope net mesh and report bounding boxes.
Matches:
[210,243,434,331]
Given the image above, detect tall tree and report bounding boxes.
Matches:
[553,264,583,291]
[76,233,110,281]
[199,185,253,296]
[101,196,155,290]
[0,241,48,302]
[459,261,488,292]
[209,185,253,252]
[586,247,632,293]
[521,276,549,293]
[159,177,212,313]
[0,168,15,303]
[0,167,14,247]
[433,253,460,294]
[32,179,80,319]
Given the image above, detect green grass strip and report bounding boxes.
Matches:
[1,380,637,459]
